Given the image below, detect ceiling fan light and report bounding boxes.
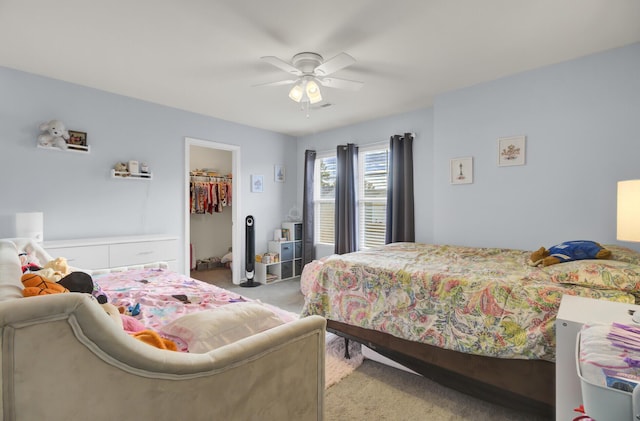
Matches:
[306,80,322,104]
[288,83,304,102]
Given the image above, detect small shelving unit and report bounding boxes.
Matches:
[37,144,90,153]
[111,169,153,180]
[255,221,302,284]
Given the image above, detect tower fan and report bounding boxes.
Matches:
[240,215,260,287]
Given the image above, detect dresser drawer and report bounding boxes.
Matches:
[46,245,110,270]
[109,240,177,267]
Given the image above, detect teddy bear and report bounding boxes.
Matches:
[528,240,612,267]
[113,162,130,176]
[38,119,69,150]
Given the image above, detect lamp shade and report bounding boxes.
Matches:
[15,212,44,243]
[305,80,322,104]
[617,180,640,242]
[288,83,304,102]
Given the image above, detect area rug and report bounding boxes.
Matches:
[325,334,364,389]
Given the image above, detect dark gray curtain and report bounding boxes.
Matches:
[385,133,415,244]
[335,143,359,254]
[302,150,316,265]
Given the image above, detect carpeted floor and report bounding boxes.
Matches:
[325,360,553,421]
[190,268,304,314]
[191,268,553,420]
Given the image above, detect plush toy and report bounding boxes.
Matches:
[528,240,612,267]
[113,162,129,175]
[38,119,69,150]
[38,257,71,282]
[99,302,176,350]
[119,302,141,316]
[101,302,124,330]
[19,251,42,273]
[21,273,69,297]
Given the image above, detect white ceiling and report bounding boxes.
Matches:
[2,0,640,137]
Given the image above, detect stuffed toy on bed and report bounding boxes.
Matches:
[528,240,612,267]
[21,273,69,296]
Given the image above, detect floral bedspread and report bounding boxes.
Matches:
[94,268,297,351]
[301,243,639,361]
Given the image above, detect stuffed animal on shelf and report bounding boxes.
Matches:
[528,240,612,267]
[113,162,129,175]
[38,119,70,150]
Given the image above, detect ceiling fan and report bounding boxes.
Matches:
[256,52,364,106]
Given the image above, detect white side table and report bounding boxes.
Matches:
[556,295,640,420]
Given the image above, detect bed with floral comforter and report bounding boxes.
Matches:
[302,242,640,362]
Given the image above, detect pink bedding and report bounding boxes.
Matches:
[94,268,297,351]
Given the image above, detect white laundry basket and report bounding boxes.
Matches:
[576,333,640,421]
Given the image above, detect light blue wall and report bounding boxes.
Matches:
[3,41,638,270]
[433,42,640,251]
[0,67,297,272]
[297,42,640,252]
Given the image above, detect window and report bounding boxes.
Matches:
[358,144,389,248]
[314,143,389,250]
[314,154,336,245]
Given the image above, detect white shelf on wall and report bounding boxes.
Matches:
[37,144,90,153]
[111,169,153,180]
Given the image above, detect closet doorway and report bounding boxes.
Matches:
[184,137,241,285]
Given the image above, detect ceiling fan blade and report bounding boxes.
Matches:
[260,56,302,76]
[252,79,298,88]
[314,52,356,76]
[318,77,364,91]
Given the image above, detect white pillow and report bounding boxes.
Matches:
[161,302,284,353]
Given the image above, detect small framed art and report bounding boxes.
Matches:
[251,175,264,193]
[66,130,89,152]
[498,135,526,166]
[450,157,473,185]
[274,165,285,182]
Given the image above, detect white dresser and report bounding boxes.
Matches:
[43,234,179,271]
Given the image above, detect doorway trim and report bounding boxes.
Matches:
[184,137,241,284]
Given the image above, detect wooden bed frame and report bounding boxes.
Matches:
[327,319,555,418]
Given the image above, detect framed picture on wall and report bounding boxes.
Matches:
[251,174,264,193]
[274,165,285,182]
[66,130,89,152]
[498,135,526,166]
[450,157,473,185]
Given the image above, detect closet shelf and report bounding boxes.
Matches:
[111,169,153,180]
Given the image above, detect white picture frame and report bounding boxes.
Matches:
[274,165,285,182]
[251,174,264,193]
[498,135,526,166]
[450,157,473,185]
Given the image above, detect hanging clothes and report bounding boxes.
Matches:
[189,173,232,215]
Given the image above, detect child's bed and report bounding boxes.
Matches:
[0,238,326,420]
[91,267,299,352]
[301,242,640,416]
